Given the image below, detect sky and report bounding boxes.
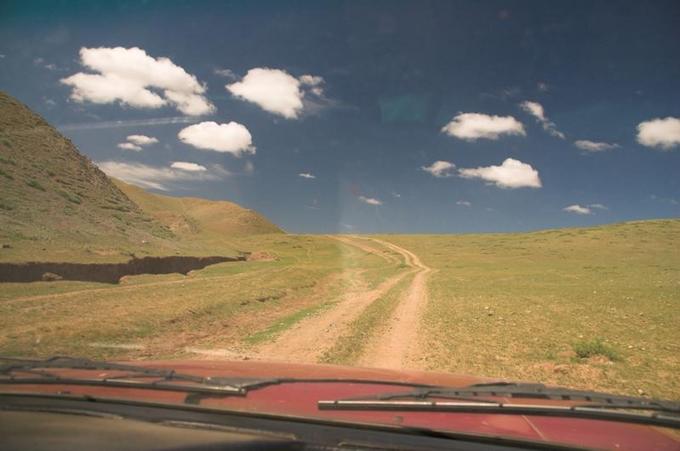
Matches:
[1,0,679,233]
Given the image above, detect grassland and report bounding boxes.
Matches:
[0,234,403,360]
[1,219,678,400]
[377,219,680,399]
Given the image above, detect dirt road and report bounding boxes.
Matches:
[250,236,431,369]
[357,238,432,369]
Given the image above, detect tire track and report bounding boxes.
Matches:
[357,238,432,370]
[249,236,411,363]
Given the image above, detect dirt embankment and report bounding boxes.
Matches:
[0,255,243,284]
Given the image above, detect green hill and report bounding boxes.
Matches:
[0,91,282,262]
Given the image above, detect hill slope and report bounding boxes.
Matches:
[0,91,282,262]
[113,179,283,247]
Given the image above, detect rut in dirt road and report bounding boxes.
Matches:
[356,238,432,370]
[249,236,415,364]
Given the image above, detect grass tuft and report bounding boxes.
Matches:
[572,338,621,361]
[25,179,45,191]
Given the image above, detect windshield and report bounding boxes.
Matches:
[1,0,679,447]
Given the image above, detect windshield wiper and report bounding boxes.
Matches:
[0,356,245,395]
[323,382,680,412]
[318,399,680,429]
[0,356,442,401]
[318,382,680,429]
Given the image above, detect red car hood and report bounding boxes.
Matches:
[3,359,679,450]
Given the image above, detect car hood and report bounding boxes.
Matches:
[2,358,679,450]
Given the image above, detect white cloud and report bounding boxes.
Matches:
[117,142,142,151]
[421,160,455,177]
[441,113,525,141]
[226,68,325,118]
[574,140,619,152]
[299,74,324,96]
[519,101,565,139]
[456,200,471,207]
[299,74,323,86]
[359,196,383,206]
[299,172,316,179]
[126,134,158,146]
[178,121,254,156]
[213,68,236,79]
[392,192,401,198]
[636,117,680,150]
[458,158,542,189]
[117,134,158,152]
[171,161,207,172]
[537,82,549,92]
[97,161,222,190]
[563,204,591,215]
[61,46,215,116]
[227,68,302,118]
[589,203,608,210]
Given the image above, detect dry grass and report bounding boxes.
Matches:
[378,219,680,399]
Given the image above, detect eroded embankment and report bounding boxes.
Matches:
[0,255,244,284]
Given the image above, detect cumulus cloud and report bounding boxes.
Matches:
[299,172,316,179]
[563,204,591,215]
[117,142,142,151]
[126,134,158,146]
[359,196,383,206]
[226,68,324,118]
[636,117,680,150]
[97,161,223,190]
[61,46,215,116]
[171,161,207,172]
[458,158,542,189]
[421,160,455,177]
[456,200,471,207]
[441,113,525,141]
[574,140,620,152]
[519,101,565,139]
[117,134,158,151]
[178,121,254,156]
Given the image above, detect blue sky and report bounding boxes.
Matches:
[1,0,679,233]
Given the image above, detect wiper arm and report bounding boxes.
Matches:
[330,381,680,414]
[0,356,245,395]
[318,399,680,429]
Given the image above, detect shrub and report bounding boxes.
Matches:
[572,338,620,361]
[58,190,81,204]
[26,179,45,191]
[0,168,13,180]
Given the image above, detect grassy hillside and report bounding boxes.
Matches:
[0,91,282,262]
[0,91,180,262]
[113,179,282,255]
[380,219,680,398]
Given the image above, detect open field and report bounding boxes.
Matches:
[1,219,679,399]
[379,219,680,399]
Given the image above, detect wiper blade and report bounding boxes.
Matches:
[318,400,680,429]
[331,381,680,414]
[0,356,245,395]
